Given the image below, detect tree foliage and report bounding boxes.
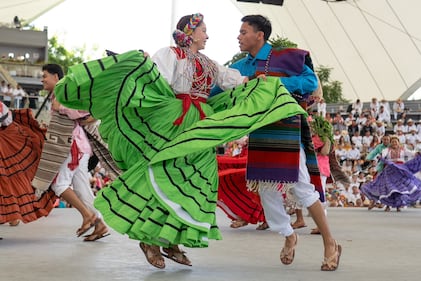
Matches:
[269,35,297,48]
[47,36,86,74]
[315,65,347,103]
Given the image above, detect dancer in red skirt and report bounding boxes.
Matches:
[0,101,57,230]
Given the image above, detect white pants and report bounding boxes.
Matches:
[51,153,101,218]
[259,146,319,237]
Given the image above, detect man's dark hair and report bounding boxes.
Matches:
[241,15,272,41]
[42,64,64,80]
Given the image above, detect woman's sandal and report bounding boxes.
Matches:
[9,220,20,226]
[321,241,342,271]
[76,215,99,237]
[139,242,165,269]
[162,245,192,266]
[280,233,298,265]
[230,219,248,228]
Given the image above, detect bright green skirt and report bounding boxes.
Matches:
[55,50,306,248]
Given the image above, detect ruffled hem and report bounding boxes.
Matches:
[361,157,421,207]
[94,166,221,248]
[0,110,56,223]
[217,168,265,224]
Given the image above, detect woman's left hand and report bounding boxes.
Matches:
[256,74,267,80]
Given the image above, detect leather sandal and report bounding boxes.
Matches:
[83,223,110,242]
[162,245,192,266]
[9,220,20,226]
[230,219,248,228]
[321,241,342,271]
[280,233,298,265]
[139,242,165,269]
[291,221,307,229]
[310,228,321,235]
[76,215,98,237]
[256,222,269,230]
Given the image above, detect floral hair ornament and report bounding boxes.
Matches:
[172,13,203,47]
[172,30,193,47]
[183,13,203,35]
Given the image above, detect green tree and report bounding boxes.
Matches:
[22,24,87,73]
[269,35,297,48]
[315,66,347,103]
[47,36,87,73]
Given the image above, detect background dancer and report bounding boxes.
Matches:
[361,135,420,211]
[34,64,109,241]
[0,101,57,229]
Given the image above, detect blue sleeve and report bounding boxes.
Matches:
[210,59,250,97]
[210,85,223,97]
[280,65,318,95]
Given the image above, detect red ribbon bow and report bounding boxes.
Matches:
[173,94,207,125]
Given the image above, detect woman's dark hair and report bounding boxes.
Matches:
[177,15,191,30]
[241,15,272,41]
[42,64,64,80]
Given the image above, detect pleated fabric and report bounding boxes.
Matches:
[217,165,265,224]
[0,109,57,223]
[54,50,306,248]
[361,155,421,208]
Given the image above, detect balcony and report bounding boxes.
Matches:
[0,60,43,93]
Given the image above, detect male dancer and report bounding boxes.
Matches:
[34,64,109,241]
[229,15,341,271]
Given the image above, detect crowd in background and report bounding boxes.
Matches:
[4,79,421,211]
[221,96,421,210]
[0,80,40,110]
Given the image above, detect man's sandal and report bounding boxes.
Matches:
[280,233,298,265]
[321,241,342,271]
[162,245,192,266]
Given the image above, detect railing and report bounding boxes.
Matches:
[0,94,41,109]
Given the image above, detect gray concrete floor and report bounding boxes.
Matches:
[1,206,421,281]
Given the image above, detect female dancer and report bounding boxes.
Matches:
[361,135,421,211]
[216,137,268,230]
[54,13,306,269]
[0,101,57,229]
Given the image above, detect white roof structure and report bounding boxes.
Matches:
[231,0,421,102]
[1,0,420,102]
[0,0,64,27]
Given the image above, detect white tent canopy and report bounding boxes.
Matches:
[0,0,64,26]
[231,0,421,102]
